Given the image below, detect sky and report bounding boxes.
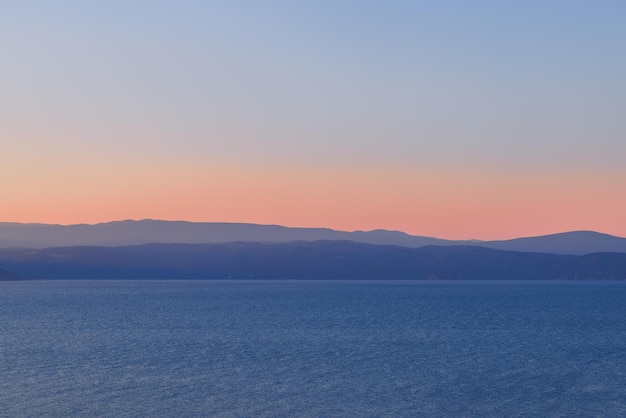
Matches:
[1,0,625,239]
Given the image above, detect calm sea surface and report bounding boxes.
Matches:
[1,280,625,417]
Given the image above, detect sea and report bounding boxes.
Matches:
[1,280,625,417]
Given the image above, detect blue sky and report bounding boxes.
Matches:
[2,1,625,237]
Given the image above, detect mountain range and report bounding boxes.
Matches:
[1,220,625,281]
[1,220,626,255]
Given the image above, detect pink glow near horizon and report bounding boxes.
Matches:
[2,160,624,240]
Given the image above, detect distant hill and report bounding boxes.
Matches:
[1,220,625,255]
[1,241,625,281]
[0,220,452,249]
[479,231,626,255]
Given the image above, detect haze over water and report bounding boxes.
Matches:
[2,280,625,417]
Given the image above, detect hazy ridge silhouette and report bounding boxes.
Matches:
[1,220,625,255]
[2,221,625,281]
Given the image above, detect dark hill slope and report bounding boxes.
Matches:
[0,267,21,281]
[1,241,625,281]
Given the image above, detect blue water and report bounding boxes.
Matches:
[1,280,625,417]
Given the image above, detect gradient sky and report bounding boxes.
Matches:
[2,1,625,239]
